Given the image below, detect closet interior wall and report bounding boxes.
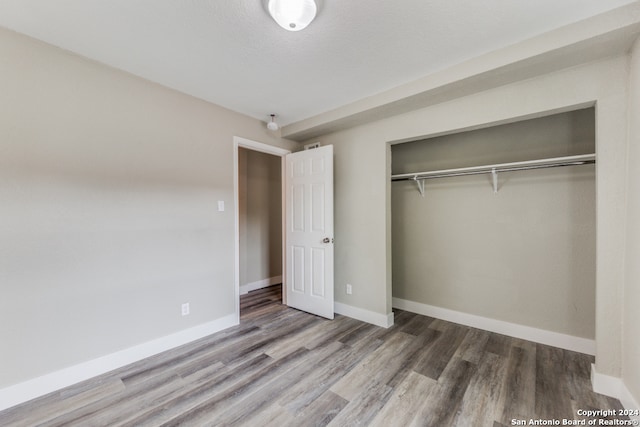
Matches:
[391,108,596,339]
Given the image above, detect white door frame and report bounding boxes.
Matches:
[233,136,291,323]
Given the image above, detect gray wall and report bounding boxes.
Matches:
[623,38,640,404]
[0,27,296,388]
[391,109,596,338]
[238,148,282,287]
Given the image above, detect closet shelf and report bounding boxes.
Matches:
[391,153,596,195]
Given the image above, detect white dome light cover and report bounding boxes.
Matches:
[267,114,279,131]
[268,0,317,32]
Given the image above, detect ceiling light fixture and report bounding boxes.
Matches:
[267,114,279,131]
[267,0,317,32]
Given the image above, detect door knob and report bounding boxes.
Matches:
[322,237,333,243]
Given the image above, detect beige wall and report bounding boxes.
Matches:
[0,27,296,388]
[238,148,282,286]
[310,54,628,380]
[392,110,596,338]
[623,38,640,404]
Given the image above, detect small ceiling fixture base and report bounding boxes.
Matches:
[268,0,317,32]
[267,114,279,131]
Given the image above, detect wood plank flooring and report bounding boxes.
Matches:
[0,285,629,426]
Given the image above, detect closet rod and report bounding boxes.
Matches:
[391,153,595,182]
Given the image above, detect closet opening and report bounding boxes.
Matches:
[390,107,596,351]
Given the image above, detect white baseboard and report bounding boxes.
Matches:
[392,298,595,355]
[591,364,640,420]
[0,314,237,412]
[591,364,624,398]
[334,302,394,328]
[240,276,282,295]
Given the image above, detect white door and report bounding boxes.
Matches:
[285,145,334,319]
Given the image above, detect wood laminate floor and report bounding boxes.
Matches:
[0,285,629,426]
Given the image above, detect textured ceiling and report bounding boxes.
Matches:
[0,0,636,127]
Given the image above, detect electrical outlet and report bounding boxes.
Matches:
[346,284,352,295]
[181,302,190,316]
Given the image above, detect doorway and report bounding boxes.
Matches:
[233,137,290,321]
[238,147,282,312]
[233,136,335,321]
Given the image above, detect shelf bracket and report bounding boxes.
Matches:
[492,168,498,193]
[413,176,425,197]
